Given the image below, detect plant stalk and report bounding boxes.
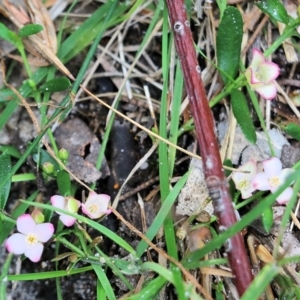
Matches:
[165,0,253,296]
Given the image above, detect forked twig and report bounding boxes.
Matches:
[165,0,253,296]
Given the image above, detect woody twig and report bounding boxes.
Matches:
[165,0,253,296]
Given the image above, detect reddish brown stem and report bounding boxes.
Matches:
[165,0,253,296]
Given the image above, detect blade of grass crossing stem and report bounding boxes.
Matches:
[142,262,175,284]
[126,276,167,300]
[92,264,116,300]
[168,61,184,177]
[136,171,189,257]
[181,168,300,269]
[240,263,280,300]
[0,253,13,300]
[158,9,185,299]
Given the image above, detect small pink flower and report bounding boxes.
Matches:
[232,160,257,199]
[51,195,81,227]
[6,214,54,262]
[252,157,295,205]
[245,49,280,100]
[81,192,111,219]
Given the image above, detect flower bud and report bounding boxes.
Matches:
[31,210,45,224]
[67,197,80,213]
[27,79,36,89]
[42,162,54,174]
[58,148,69,161]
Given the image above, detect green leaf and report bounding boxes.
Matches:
[0,145,21,158]
[0,152,11,209]
[32,148,60,172]
[0,23,22,49]
[39,77,71,93]
[285,123,300,141]
[57,170,71,196]
[262,207,273,233]
[18,24,44,37]
[231,89,256,144]
[256,0,289,24]
[216,7,243,86]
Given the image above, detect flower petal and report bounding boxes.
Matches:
[240,188,255,199]
[95,194,111,210]
[250,68,263,84]
[35,223,54,242]
[17,214,36,235]
[258,62,280,82]
[24,243,44,262]
[250,49,266,69]
[86,191,99,202]
[5,233,27,255]
[232,161,257,199]
[263,157,282,178]
[279,168,295,183]
[51,195,66,215]
[252,172,270,190]
[59,215,76,227]
[255,82,277,100]
[81,203,93,218]
[275,187,293,205]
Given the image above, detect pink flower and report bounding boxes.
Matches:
[252,157,295,205]
[51,195,81,227]
[6,214,54,262]
[81,192,111,219]
[245,49,280,100]
[232,160,257,199]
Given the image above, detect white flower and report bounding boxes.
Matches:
[232,160,257,199]
[245,49,280,100]
[6,214,54,262]
[252,157,295,205]
[81,192,111,219]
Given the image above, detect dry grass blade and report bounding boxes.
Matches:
[1,0,73,78]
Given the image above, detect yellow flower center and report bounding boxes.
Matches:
[88,203,99,214]
[26,233,38,246]
[268,176,280,188]
[238,179,250,191]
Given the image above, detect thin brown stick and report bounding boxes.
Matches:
[165,0,253,296]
